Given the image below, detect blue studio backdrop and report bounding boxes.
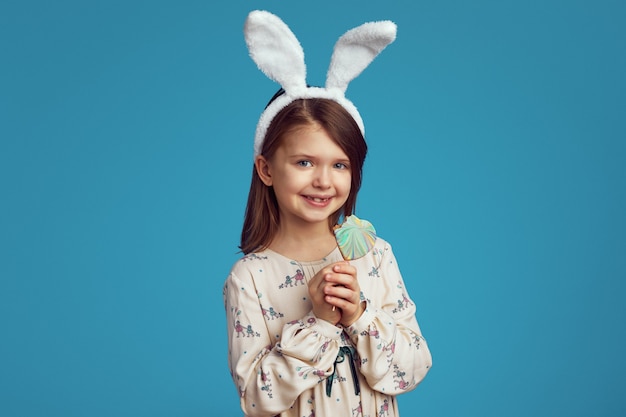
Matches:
[1,1,625,416]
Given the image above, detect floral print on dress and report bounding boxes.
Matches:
[224,237,432,417]
[368,266,380,277]
[262,305,285,320]
[382,341,396,364]
[302,395,315,417]
[241,253,268,262]
[287,315,318,328]
[392,364,412,391]
[378,398,390,417]
[352,402,363,417]
[327,369,347,386]
[260,369,273,398]
[392,282,413,313]
[296,364,327,382]
[361,325,380,340]
[412,333,424,349]
[279,268,305,289]
[231,307,261,338]
[312,339,331,363]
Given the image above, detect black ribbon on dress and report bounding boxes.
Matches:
[326,346,360,397]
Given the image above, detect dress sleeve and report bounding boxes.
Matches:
[224,271,342,417]
[345,242,432,394]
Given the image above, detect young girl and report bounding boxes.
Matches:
[224,11,432,417]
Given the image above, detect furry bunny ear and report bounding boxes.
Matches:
[326,21,397,93]
[244,10,397,157]
[244,10,307,95]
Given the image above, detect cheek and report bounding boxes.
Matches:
[277,174,306,194]
[339,174,353,194]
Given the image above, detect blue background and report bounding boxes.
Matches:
[2,1,625,416]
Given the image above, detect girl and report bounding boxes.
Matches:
[224,11,432,417]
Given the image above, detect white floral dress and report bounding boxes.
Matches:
[223,238,432,417]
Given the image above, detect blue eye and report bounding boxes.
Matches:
[334,162,349,170]
[297,160,313,167]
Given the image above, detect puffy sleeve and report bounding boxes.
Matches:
[345,242,432,394]
[224,270,342,417]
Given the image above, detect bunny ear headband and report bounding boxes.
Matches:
[244,10,397,157]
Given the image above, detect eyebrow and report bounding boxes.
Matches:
[287,153,313,158]
[288,153,350,163]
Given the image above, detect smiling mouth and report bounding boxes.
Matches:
[305,196,331,203]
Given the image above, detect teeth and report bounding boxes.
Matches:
[308,196,328,202]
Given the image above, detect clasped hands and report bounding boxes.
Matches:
[308,261,364,327]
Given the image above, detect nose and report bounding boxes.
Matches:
[312,167,331,189]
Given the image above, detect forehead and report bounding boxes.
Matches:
[280,123,348,158]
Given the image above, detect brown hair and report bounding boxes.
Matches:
[239,98,368,254]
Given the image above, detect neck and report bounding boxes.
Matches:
[269,221,337,261]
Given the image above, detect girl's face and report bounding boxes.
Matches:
[256,123,352,230]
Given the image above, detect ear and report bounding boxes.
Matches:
[255,155,273,186]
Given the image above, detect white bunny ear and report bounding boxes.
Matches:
[326,21,397,93]
[244,10,307,95]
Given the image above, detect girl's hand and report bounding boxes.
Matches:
[324,262,364,327]
[308,263,344,325]
[308,261,364,326]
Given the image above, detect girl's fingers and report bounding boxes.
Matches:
[331,263,356,276]
[324,282,359,304]
[324,272,357,290]
[309,267,334,291]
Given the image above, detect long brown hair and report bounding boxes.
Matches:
[239,98,368,254]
